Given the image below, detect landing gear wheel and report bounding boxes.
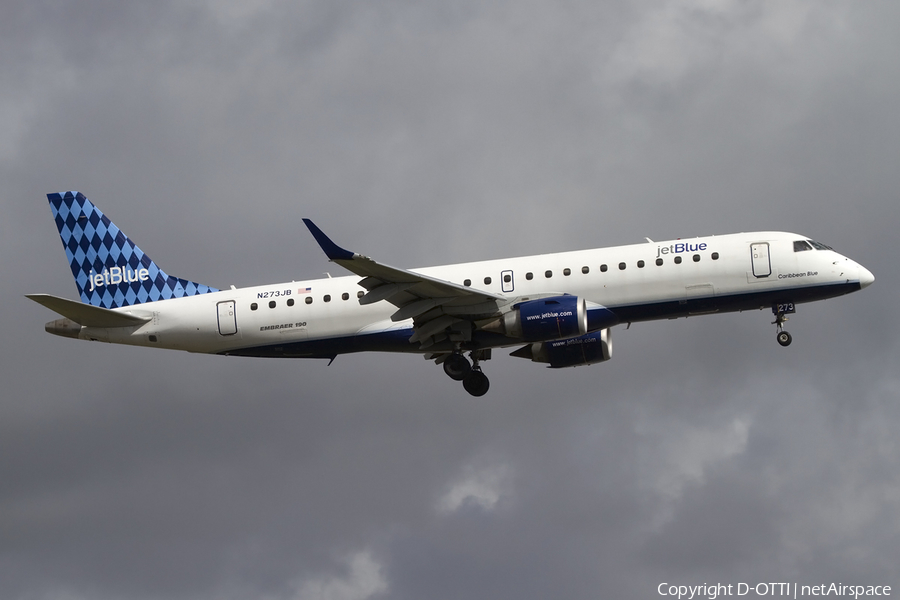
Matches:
[771,304,795,348]
[463,369,490,397]
[443,353,471,381]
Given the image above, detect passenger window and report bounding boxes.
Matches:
[600,264,608,272]
[656,258,663,266]
[268,300,276,309]
[357,290,365,298]
[324,295,331,302]
[711,252,719,260]
[582,266,589,274]
[674,256,682,264]
[305,297,313,304]
[503,274,512,283]
[545,270,553,278]
[287,298,295,307]
[618,262,626,270]
[250,302,258,311]
[637,260,645,268]
[464,279,471,286]
[342,292,349,301]
[484,276,492,285]
[526,272,533,280]
[693,254,700,262]
[563,268,571,276]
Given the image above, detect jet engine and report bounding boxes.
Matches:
[511,328,612,368]
[485,295,587,342]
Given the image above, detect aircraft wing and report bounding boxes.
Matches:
[303,219,508,348]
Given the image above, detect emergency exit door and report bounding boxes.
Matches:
[750,243,771,278]
[217,301,237,335]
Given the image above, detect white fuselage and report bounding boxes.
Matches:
[77,231,871,358]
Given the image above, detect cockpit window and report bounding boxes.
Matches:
[794,240,813,252]
[808,239,833,251]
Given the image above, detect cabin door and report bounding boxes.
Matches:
[750,243,772,278]
[217,300,237,335]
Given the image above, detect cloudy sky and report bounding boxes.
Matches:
[2,1,898,598]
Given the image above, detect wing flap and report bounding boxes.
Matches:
[391,298,451,322]
[409,315,463,344]
[359,282,417,305]
[27,294,151,328]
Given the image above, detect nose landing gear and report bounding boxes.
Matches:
[772,302,795,347]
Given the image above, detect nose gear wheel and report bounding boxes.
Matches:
[771,305,793,347]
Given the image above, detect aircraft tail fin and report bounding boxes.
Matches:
[47,191,218,308]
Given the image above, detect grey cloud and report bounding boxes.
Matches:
[2,1,898,599]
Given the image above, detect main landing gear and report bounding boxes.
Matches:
[442,351,490,397]
[771,303,795,347]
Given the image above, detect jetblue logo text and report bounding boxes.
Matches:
[88,267,150,292]
[657,242,708,258]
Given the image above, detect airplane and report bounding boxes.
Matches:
[28,191,875,396]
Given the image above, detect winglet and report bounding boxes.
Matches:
[302,219,355,261]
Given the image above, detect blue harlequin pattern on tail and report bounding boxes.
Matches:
[48,191,219,308]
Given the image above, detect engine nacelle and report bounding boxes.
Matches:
[512,328,612,368]
[498,295,587,342]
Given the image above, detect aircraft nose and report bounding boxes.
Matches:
[858,265,875,289]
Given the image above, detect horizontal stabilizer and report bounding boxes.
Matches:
[26,294,151,328]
